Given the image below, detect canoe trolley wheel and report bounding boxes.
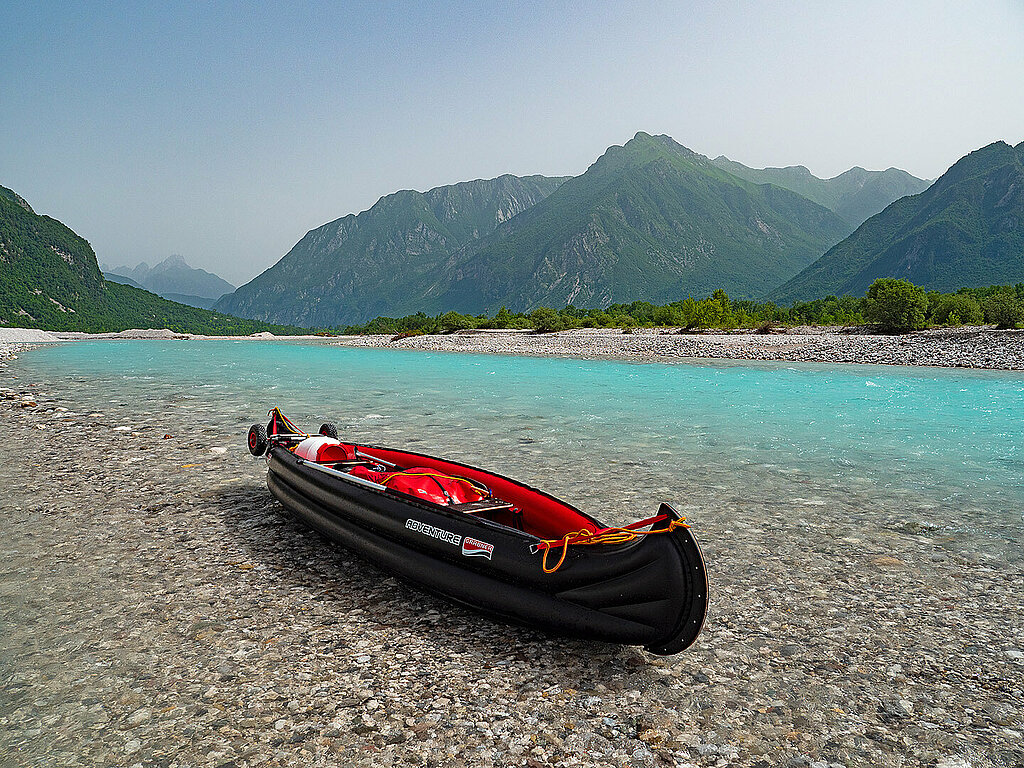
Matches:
[319,422,339,440]
[247,423,269,456]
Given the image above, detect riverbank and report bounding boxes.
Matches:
[0,328,326,345]
[2,352,1022,768]
[4,325,1024,370]
[333,326,1024,370]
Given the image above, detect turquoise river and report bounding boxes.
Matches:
[15,340,1024,562]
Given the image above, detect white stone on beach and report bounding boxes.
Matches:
[126,708,151,725]
[0,328,60,343]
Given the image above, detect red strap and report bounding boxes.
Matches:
[603,512,670,535]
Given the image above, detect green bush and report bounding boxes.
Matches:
[529,306,564,333]
[489,306,514,329]
[864,278,928,332]
[436,311,478,333]
[982,292,1024,329]
[929,293,984,326]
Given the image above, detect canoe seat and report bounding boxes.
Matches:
[450,499,515,514]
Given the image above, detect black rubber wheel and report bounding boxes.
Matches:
[248,423,269,456]
[319,422,339,440]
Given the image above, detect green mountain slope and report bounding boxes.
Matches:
[103,272,146,289]
[711,156,931,227]
[158,293,219,310]
[0,185,299,334]
[421,133,852,314]
[770,141,1024,303]
[215,174,568,326]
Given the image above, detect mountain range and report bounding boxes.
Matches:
[0,185,294,334]
[219,133,885,326]
[710,157,930,228]
[771,140,1024,303]
[102,255,235,309]
[8,134,1021,333]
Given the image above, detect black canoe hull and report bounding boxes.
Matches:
[265,444,708,654]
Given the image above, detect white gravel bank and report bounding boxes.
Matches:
[333,326,1024,370]
[0,327,60,343]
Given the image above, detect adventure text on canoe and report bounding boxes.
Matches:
[405,518,462,547]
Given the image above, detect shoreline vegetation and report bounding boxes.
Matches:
[3,280,1024,371]
[338,280,1024,337]
[3,279,1023,341]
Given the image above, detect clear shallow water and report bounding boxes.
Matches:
[18,340,1024,555]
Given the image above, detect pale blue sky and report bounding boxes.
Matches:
[2,1,1022,284]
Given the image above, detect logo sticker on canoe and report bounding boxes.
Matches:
[405,518,461,547]
[461,537,494,560]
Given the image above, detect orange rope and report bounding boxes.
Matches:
[537,517,689,573]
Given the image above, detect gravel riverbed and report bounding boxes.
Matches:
[2,344,1023,768]
[333,327,1024,370]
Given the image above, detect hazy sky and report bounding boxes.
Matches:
[2,1,1022,285]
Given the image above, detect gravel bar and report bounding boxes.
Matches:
[332,327,1024,370]
[1,349,1023,768]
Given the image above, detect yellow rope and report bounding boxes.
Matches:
[269,408,307,437]
[539,518,689,573]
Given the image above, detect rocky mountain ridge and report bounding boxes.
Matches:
[215,174,569,326]
[420,133,851,316]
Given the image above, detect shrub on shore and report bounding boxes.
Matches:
[864,278,928,333]
[529,307,565,333]
[929,293,984,326]
[982,291,1024,329]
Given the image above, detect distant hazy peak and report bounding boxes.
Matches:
[155,254,189,270]
[711,155,931,227]
[101,254,235,299]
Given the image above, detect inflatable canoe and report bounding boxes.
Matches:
[248,408,708,654]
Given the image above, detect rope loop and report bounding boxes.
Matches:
[537,515,689,573]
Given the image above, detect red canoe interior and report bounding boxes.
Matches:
[361,446,599,539]
[300,442,599,540]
